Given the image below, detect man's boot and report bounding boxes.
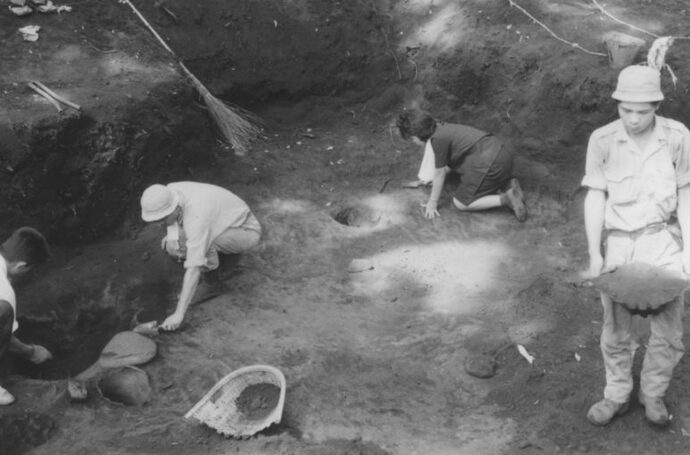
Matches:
[586,398,629,426]
[639,392,670,426]
[218,253,241,280]
[190,269,224,306]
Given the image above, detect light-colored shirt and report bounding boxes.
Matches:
[167,182,252,269]
[0,255,18,333]
[582,116,690,232]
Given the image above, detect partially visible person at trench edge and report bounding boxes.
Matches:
[140,181,262,332]
[396,108,527,222]
[581,64,690,427]
[0,227,52,405]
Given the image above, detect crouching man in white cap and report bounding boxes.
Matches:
[140,182,262,331]
[581,64,690,426]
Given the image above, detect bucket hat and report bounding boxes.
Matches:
[611,65,664,102]
[140,184,179,222]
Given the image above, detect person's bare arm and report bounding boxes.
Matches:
[161,265,202,331]
[581,188,607,279]
[9,335,52,363]
[424,167,448,219]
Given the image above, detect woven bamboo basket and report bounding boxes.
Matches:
[184,364,286,438]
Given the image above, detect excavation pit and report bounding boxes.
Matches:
[332,206,382,228]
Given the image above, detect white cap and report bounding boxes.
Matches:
[612,65,664,103]
[140,184,179,222]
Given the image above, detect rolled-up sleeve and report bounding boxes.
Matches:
[581,134,607,191]
[674,126,690,188]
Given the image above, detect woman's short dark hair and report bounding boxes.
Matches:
[396,109,437,141]
[1,227,50,266]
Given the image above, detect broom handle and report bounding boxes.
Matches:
[120,0,176,56]
[120,0,211,97]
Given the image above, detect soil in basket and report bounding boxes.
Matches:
[235,383,281,421]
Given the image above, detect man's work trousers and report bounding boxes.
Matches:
[600,226,685,403]
[204,212,262,271]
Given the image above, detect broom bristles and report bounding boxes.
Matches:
[183,63,262,155]
[121,0,262,155]
[202,93,263,156]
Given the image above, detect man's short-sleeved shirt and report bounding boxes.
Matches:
[168,182,252,269]
[0,255,18,333]
[582,116,690,232]
[430,123,489,169]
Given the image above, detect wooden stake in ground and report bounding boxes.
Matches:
[120,0,261,155]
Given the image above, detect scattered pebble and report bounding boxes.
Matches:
[464,353,496,379]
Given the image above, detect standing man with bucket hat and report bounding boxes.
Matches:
[581,64,690,426]
[140,182,262,332]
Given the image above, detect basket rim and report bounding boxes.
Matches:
[184,364,286,420]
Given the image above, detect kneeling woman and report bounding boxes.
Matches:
[397,109,527,222]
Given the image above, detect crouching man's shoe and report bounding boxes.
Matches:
[190,281,223,306]
[190,269,225,306]
[639,393,669,426]
[587,398,629,426]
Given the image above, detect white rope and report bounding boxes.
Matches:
[592,0,690,41]
[591,0,659,38]
[507,0,607,57]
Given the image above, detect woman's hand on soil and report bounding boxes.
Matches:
[28,344,53,364]
[403,179,428,189]
[422,200,439,219]
[161,312,184,331]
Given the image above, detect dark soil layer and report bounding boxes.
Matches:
[0,412,56,455]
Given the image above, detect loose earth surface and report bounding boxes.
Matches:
[2,1,690,454]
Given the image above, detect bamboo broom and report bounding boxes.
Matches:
[119,0,261,155]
